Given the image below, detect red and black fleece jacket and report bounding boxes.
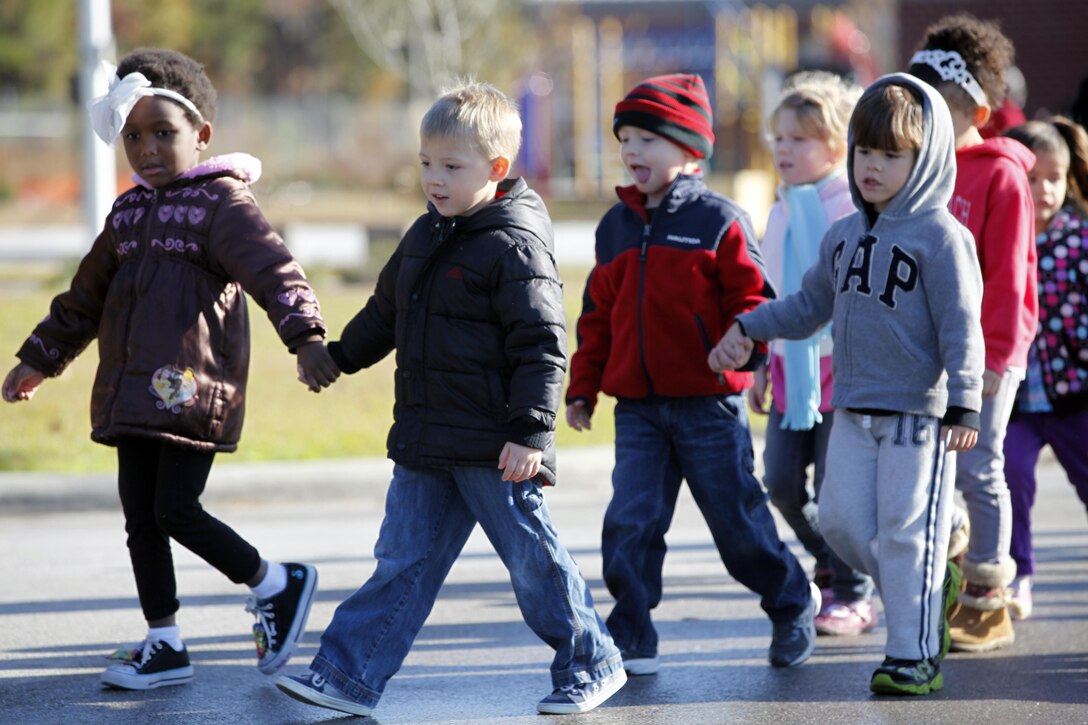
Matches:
[567,174,774,413]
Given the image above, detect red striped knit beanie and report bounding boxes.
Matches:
[613,73,715,159]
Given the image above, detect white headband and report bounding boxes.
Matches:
[86,61,205,145]
[909,49,988,108]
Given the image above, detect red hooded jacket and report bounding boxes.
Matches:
[948,137,1039,374]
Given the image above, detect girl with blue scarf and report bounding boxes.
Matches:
[753,73,876,637]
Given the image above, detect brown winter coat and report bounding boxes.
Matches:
[16,154,325,452]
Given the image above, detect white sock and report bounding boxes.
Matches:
[147,625,183,651]
[250,561,287,600]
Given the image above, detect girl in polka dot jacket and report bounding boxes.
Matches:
[1001,116,1088,621]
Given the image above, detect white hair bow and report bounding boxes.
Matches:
[86,61,204,145]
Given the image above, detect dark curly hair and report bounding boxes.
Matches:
[116,48,217,125]
[914,13,1012,112]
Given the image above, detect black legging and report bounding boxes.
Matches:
[117,437,261,621]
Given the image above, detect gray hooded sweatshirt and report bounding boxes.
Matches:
[739,73,984,421]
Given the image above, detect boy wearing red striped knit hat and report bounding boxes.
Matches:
[566,73,820,675]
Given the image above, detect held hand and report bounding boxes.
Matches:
[941,424,978,452]
[566,400,592,431]
[498,441,543,482]
[296,342,340,393]
[747,366,770,415]
[981,369,1002,398]
[2,362,45,403]
[707,322,753,372]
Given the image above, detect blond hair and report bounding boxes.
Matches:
[769,71,862,158]
[421,81,522,161]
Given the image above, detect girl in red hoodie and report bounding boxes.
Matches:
[908,13,1038,653]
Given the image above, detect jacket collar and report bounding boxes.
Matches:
[615,172,706,220]
[426,177,530,229]
[133,152,263,190]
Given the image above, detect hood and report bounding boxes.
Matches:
[133,152,263,189]
[847,73,956,222]
[957,136,1036,173]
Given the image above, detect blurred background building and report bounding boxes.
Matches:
[0,0,1084,248]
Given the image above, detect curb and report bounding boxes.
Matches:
[0,445,620,515]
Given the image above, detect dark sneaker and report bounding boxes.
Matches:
[769,581,820,667]
[939,560,962,661]
[537,668,627,714]
[869,656,943,695]
[247,562,318,674]
[276,671,373,717]
[101,639,194,690]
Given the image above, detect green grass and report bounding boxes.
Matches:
[0,264,618,473]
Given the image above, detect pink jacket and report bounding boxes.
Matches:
[949,137,1039,374]
[760,172,854,413]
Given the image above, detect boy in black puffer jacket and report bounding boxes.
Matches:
[277,81,625,718]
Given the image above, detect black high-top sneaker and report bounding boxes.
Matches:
[247,562,318,674]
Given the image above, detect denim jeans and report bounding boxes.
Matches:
[603,395,811,660]
[310,464,622,709]
[764,408,873,603]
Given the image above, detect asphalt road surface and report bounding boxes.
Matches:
[2,445,1086,724]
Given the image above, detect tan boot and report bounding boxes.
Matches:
[948,560,1016,653]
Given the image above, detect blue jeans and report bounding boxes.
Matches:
[603,395,811,659]
[311,464,621,709]
[764,408,873,603]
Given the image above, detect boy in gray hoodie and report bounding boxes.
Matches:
[708,73,985,695]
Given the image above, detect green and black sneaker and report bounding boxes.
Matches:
[869,656,943,696]
[940,560,963,661]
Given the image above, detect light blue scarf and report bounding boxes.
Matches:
[779,175,836,430]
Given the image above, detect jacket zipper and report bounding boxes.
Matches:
[637,222,655,396]
[113,188,159,422]
[695,313,726,385]
[408,216,454,407]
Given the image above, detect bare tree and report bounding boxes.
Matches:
[328,0,509,102]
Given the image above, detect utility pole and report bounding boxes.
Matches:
[78,0,115,244]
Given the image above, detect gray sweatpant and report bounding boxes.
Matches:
[819,411,955,661]
[954,368,1022,572]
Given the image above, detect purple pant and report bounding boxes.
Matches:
[1003,409,1088,576]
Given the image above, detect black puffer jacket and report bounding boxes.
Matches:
[329,178,567,484]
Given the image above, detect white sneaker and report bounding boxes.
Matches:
[1007,576,1033,620]
[623,654,660,676]
[537,668,627,714]
[276,671,373,717]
